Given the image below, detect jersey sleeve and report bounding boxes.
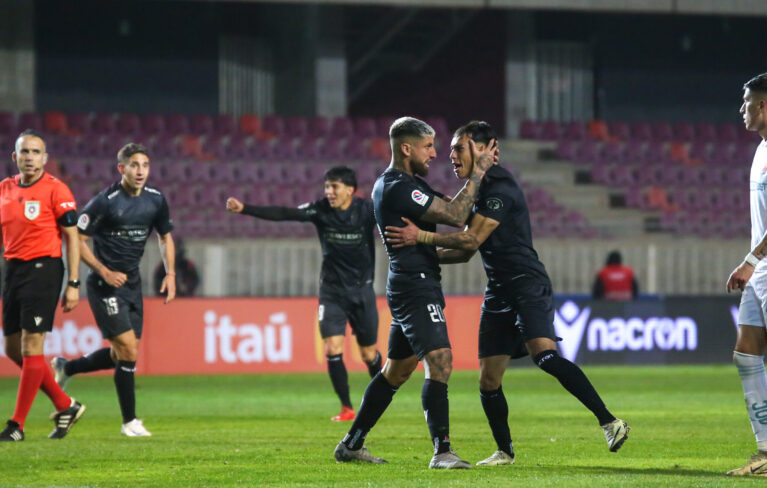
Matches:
[475,186,515,223]
[51,180,77,220]
[76,193,107,236]
[295,200,323,223]
[153,195,174,235]
[387,179,434,219]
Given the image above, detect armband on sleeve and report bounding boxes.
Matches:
[57,210,78,227]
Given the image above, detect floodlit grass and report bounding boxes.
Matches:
[0,365,764,487]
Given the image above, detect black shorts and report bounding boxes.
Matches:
[478,278,559,359]
[318,283,379,347]
[2,256,63,336]
[386,273,451,360]
[87,273,144,339]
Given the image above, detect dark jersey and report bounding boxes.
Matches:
[297,196,376,288]
[372,169,441,280]
[77,182,173,276]
[474,165,549,284]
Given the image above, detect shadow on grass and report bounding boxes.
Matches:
[542,464,723,478]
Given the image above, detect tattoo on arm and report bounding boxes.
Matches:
[422,161,488,226]
[434,231,479,251]
[437,249,475,264]
[753,229,767,259]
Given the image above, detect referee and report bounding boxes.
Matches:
[0,130,86,441]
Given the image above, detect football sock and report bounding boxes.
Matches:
[39,364,71,411]
[11,355,46,429]
[422,379,451,455]
[327,354,352,408]
[65,347,115,376]
[114,360,137,424]
[342,372,398,451]
[480,387,514,456]
[365,351,382,378]
[534,350,615,425]
[734,351,767,451]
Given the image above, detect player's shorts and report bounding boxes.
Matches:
[87,272,144,339]
[478,277,559,359]
[738,281,767,327]
[2,256,63,336]
[318,283,379,346]
[386,272,451,360]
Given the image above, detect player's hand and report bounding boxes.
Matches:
[469,138,498,177]
[226,197,244,213]
[727,262,755,293]
[160,273,176,304]
[62,286,79,313]
[102,269,127,288]
[384,217,420,248]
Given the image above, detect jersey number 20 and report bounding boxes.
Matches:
[427,304,445,323]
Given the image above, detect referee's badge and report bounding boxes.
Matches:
[24,201,40,220]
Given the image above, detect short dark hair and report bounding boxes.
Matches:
[324,166,357,189]
[117,142,149,164]
[606,250,622,266]
[744,73,767,93]
[454,120,497,146]
[15,129,46,151]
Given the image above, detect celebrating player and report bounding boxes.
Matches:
[0,130,85,441]
[52,142,175,437]
[334,116,495,469]
[227,166,382,422]
[385,121,630,465]
[725,73,767,477]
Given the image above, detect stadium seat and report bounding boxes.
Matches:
[18,112,43,132]
[116,114,141,134]
[672,122,694,142]
[190,114,214,135]
[261,115,284,139]
[92,113,116,135]
[330,117,354,138]
[519,120,539,139]
[562,121,587,140]
[539,120,561,140]
[44,111,68,134]
[354,118,378,138]
[607,121,630,141]
[142,114,166,135]
[0,112,15,135]
[630,122,652,142]
[587,120,608,141]
[215,114,237,136]
[308,116,331,138]
[651,121,673,141]
[66,112,92,135]
[166,114,190,135]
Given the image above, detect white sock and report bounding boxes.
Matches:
[734,351,767,451]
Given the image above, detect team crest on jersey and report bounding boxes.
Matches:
[411,190,429,206]
[77,213,90,230]
[24,201,40,220]
[486,197,503,210]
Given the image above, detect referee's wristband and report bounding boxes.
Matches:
[744,253,761,267]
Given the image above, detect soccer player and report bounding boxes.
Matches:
[385,121,629,466]
[226,166,382,422]
[51,142,175,437]
[725,73,767,477]
[333,117,496,469]
[0,130,86,441]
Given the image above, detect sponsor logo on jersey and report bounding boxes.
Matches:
[411,190,429,206]
[59,201,75,209]
[144,187,161,195]
[77,213,90,230]
[486,197,503,210]
[24,201,40,220]
[107,189,121,200]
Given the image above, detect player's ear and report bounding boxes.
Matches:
[42,154,48,165]
[400,142,411,157]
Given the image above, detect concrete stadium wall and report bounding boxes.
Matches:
[128,236,747,298]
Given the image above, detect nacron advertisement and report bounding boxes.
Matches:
[0,296,743,376]
[553,297,741,365]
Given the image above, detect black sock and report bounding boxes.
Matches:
[65,347,115,376]
[480,387,514,456]
[342,372,398,450]
[327,354,352,408]
[534,350,615,425]
[422,379,451,455]
[365,351,382,378]
[114,360,137,423]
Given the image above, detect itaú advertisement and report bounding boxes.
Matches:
[0,297,483,377]
[552,297,741,365]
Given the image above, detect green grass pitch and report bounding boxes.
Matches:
[0,365,764,487]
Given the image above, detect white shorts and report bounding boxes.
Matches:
[738,281,767,327]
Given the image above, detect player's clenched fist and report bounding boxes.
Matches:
[226,197,244,213]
